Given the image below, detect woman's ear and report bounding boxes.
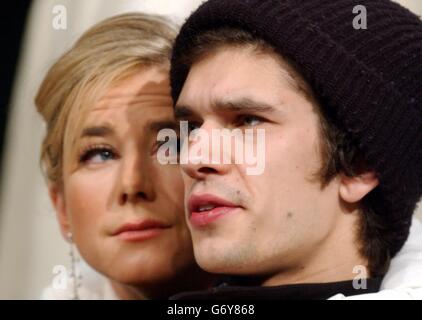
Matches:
[339,171,379,204]
[48,183,70,241]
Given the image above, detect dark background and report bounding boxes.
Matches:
[0,1,32,174]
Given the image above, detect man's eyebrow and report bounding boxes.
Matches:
[212,97,277,113]
[174,97,277,119]
[80,125,114,138]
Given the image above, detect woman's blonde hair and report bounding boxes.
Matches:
[35,13,177,186]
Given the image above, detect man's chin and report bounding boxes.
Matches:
[195,259,232,275]
[192,244,239,275]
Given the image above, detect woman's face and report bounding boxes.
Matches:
[51,66,195,286]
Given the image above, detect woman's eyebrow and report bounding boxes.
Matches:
[80,125,114,138]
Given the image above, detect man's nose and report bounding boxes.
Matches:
[180,121,232,180]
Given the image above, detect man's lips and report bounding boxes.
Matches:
[187,194,241,227]
[112,219,171,242]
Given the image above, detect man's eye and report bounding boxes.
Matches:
[188,121,201,133]
[237,115,263,127]
[80,147,117,164]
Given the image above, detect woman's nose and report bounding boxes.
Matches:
[117,153,156,205]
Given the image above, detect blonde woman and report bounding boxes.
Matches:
[35,13,214,299]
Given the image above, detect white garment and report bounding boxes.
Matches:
[41,260,118,300]
[41,279,118,300]
[330,218,422,300]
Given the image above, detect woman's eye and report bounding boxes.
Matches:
[238,115,263,127]
[80,148,116,164]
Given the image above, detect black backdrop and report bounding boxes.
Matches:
[0,1,32,175]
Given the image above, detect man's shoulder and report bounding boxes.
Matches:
[331,218,422,300]
[382,218,422,290]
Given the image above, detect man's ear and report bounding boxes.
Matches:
[339,171,379,204]
[48,183,70,241]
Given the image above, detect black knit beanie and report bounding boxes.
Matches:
[170,0,422,257]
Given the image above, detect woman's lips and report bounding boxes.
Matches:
[112,219,171,242]
[188,194,241,228]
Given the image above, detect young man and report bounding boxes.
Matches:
[169,0,422,299]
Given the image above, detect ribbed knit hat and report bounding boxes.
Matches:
[170,0,422,257]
